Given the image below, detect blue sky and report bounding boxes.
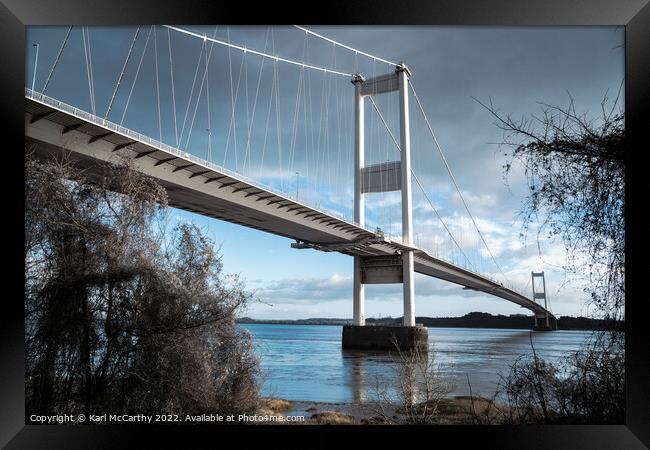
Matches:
[26,25,624,319]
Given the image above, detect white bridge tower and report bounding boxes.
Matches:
[345,63,427,350]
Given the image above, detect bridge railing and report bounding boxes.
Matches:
[25,88,359,228]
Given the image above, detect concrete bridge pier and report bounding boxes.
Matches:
[533,313,558,331]
[343,64,428,351]
[342,324,428,350]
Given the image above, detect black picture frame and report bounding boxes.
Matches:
[1,0,648,447]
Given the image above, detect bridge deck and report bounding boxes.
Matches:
[24,90,553,318]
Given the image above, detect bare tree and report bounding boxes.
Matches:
[475,91,624,322]
[25,149,260,419]
[470,91,625,424]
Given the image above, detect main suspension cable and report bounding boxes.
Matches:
[164,25,352,77]
[292,25,398,67]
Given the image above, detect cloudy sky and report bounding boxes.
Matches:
[26,25,624,319]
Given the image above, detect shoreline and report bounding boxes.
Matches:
[259,396,497,425]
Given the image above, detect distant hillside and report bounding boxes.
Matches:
[238,317,352,326]
[237,312,622,331]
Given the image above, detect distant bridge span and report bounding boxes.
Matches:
[25,89,555,325]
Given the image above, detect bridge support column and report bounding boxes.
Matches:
[353,255,365,326]
[398,63,416,328]
[402,250,415,326]
[352,73,366,327]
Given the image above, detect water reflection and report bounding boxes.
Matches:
[342,349,400,404]
[345,351,367,403]
[342,348,423,405]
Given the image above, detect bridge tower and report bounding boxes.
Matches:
[343,63,428,350]
[531,271,556,331]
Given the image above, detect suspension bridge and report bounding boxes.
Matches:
[24,25,556,349]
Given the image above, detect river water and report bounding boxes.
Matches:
[241,323,593,404]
